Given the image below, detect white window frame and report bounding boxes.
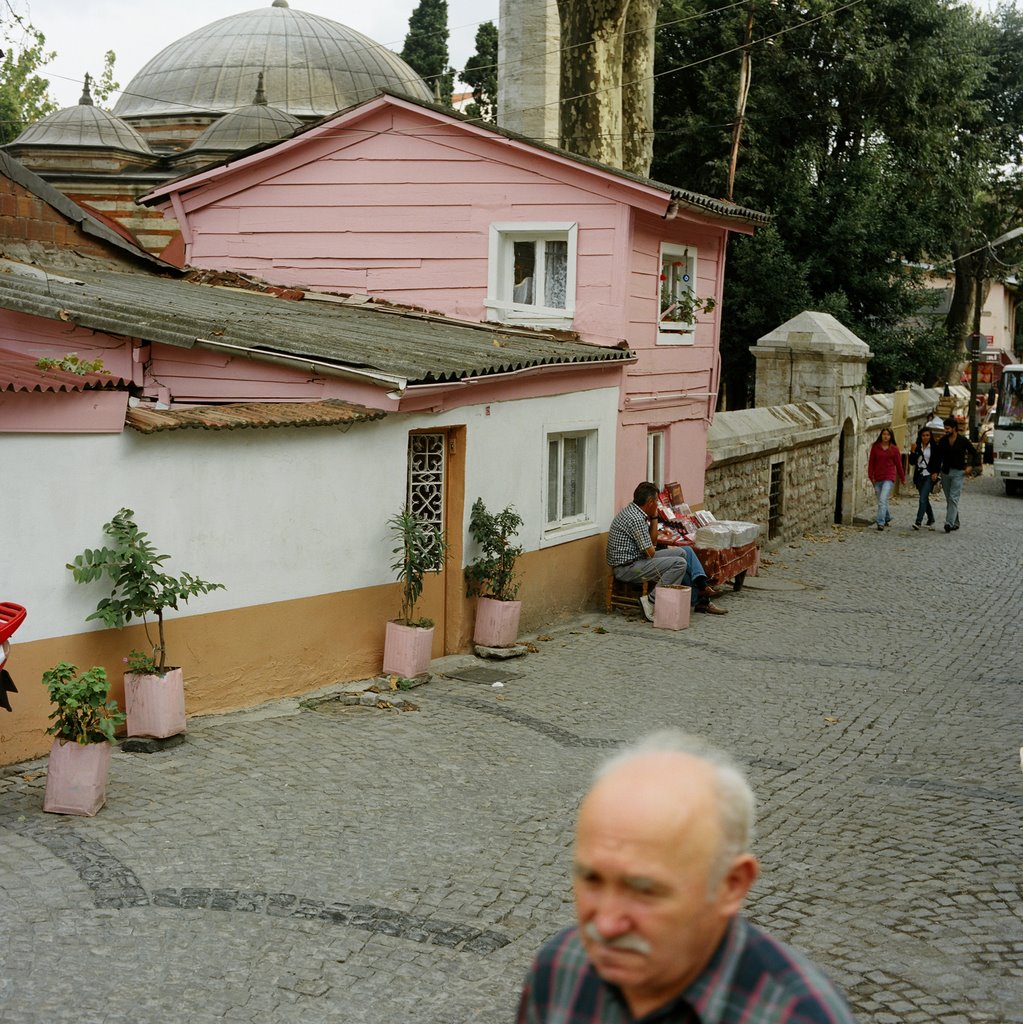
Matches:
[542,427,598,543]
[486,222,578,329]
[647,430,666,489]
[657,242,699,346]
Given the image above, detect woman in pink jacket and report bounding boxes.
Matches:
[867,427,906,531]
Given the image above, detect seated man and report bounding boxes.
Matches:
[607,482,727,619]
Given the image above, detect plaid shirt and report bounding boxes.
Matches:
[517,917,857,1024]
[606,502,654,567]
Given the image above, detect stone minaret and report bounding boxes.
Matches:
[498,0,560,145]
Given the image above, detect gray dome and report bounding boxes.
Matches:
[189,103,301,150]
[113,2,432,121]
[13,82,153,153]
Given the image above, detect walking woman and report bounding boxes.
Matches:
[908,427,940,529]
[867,427,905,531]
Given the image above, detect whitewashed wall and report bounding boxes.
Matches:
[7,387,619,644]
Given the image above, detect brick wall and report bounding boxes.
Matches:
[0,174,142,267]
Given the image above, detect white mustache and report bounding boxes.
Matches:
[583,921,652,955]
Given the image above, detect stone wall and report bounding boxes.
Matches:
[705,403,837,545]
[705,385,971,547]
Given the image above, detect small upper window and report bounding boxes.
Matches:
[487,223,577,328]
[658,244,713,345]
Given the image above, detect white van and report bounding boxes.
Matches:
[993,364,1023,495]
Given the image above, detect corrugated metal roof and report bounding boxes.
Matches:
[0,264,632,388]
[0,347,119,392]
[126,399,386,433]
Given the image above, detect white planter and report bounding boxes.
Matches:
[383,621,434,677]
[654,585,691,630]
[43,738,112,816]
[473,597,522,647]
[124,668,186,738]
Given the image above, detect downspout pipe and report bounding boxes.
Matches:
[196,337,407,392]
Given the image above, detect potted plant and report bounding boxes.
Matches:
[42,662,125,816]
[383,506,448,677]
[464,498,524,647]
[67,508,224,739]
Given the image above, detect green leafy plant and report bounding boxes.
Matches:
[67,508,224,675]
[42,662,125,745]
[36,353,107,375]
[388,506,448,628]
[464,498,524,602]
[124,648,158,675]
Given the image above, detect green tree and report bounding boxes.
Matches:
[461,20,498,122]
[651,0,998,402]
[92,50,120,107]
[0,17,57,144]
[401,0,454,105]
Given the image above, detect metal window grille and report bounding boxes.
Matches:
[768,461,784,539]
[407,433,445,567]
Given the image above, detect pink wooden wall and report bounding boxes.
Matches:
[147,95,751,507]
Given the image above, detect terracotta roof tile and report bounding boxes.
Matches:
[126,399,386,433]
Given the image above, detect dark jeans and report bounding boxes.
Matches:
[914,474,936,526]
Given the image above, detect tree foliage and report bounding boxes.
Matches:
[92,50,120,107]
[461,20,498,122]
[650,0,1022,403]
[0,16,57,145]
[401,0,454,105]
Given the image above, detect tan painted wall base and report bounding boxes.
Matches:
[1,533,608,765]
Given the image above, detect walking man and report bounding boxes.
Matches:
[518,731,857,1023]
[935,417,980,533]
[606,482,726,618]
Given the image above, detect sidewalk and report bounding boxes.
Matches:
[1,475,1021,1024]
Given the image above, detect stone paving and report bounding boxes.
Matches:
[1,474,1020,1023]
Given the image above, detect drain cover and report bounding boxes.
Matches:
[444,666,520,684]
[741,577,807,592]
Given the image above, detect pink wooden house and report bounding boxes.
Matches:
[141,92,767,505]
[1,149,633,762]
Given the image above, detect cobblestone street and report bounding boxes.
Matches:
[1,475,1020,1024]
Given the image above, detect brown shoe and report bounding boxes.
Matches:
[695,601,728,615]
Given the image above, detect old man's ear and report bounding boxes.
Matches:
[717,854,759,915]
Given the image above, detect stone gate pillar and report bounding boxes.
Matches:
[751,311,873,525]
[751,310,872,419]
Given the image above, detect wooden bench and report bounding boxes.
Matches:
[606,576,649,614]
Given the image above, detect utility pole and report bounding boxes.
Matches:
[968,260,985,442]
[726,3,754,204]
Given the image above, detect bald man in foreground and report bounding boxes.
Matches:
[518,731,856,1023]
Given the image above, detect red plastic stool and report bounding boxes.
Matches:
[0,602,27,644]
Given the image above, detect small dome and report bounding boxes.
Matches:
[189,90,302,152]
[113,3,432,121]
[12,76,153,153]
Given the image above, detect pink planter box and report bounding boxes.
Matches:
[44,739,111,816]
[124,668,186,738]
[654,585,691,630]
[383,621,434,677]
[473,598,522,647]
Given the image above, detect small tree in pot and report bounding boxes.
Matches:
[67,508,224,739]
[41,662,125,816]
[464,498,524,647]
[384,506,448,677]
